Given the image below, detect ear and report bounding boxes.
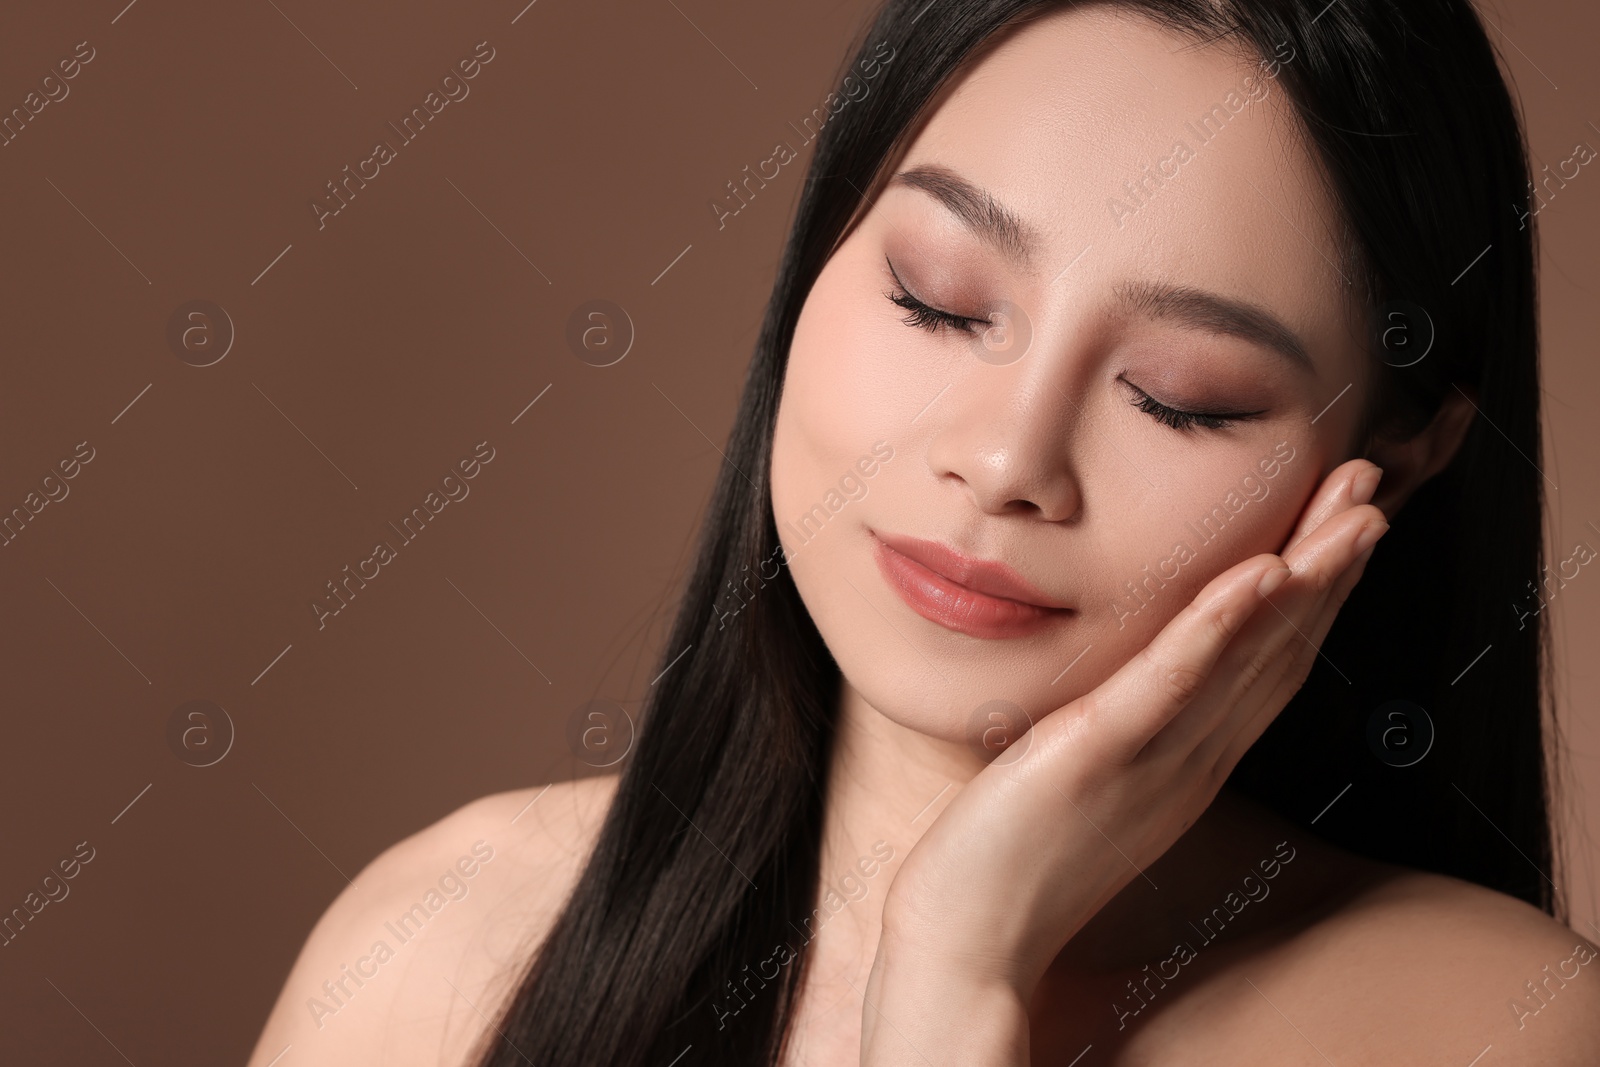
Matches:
[1365,385,1477,518]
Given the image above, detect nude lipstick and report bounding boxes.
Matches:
[870,529,1072,639]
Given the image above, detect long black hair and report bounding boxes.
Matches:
[474,1,1557,1063]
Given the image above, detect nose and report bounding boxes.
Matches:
[923,370,1084,522]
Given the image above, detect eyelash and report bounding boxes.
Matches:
[882,257,986,336]
[1121,378,1264,433]
[880,257,1262,433]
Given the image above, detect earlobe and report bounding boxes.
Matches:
[1365,385,1478,517]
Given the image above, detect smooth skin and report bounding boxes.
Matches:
[248,6,1600,1066]
[862,465,1387,1064]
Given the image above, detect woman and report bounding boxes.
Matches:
[249,0,1600,1064]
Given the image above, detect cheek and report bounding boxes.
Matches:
[770,252,924,549]
[1070,453,1317,678]
[770,256,982,731]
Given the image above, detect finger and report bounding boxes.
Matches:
[1212,515,1388,770]
[1281,497,1387,587]
[1216,537,1382,771]
[1229,506,1386,716]
[1163,503,1386,761]
[1070,553,1291,765]
[1281,458,1384,557]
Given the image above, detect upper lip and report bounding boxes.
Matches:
[872,530,1073,610]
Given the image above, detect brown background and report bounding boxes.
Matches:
[0,0,1594,1062]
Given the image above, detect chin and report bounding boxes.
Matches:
[786,520,1130,755]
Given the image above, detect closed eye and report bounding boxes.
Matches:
[1120,376,1266,432]
[882,256,987,335]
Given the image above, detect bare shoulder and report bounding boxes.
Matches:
[246,775,622,1067]
[1198,865,1600,1065]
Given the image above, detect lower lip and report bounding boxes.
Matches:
[871,535,1072,640]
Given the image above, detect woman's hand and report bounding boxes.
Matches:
[858,457,1389,1066]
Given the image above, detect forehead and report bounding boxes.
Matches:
[888,5,1362,367]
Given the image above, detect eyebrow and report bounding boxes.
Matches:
[888,163,1315,374]
[889,163,1042,268]
[1113,279,1315,374]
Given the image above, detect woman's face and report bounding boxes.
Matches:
[769,5,1370,752]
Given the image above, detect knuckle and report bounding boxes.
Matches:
[1100,737,1143,770]
[1209,599,1248,641]
[1238,645,1276,690]
[1162,662,1207,705]
[1312,563,1337,594]
[1074,690,1133,759]
[1179,748,1230,805]
[1075,683,1106,723]
[1204,750,1231,789]
[1207,749,1237,789]
[1288,639,1319,684]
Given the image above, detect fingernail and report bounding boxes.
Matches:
[1351,466,1383,507]
[1353,519,1389,554]
[1255,565,1292,597]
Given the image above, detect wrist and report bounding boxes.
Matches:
[880,877,1077,995]
[862,923,1032,1067]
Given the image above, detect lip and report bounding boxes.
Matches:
[870,530,1073,639]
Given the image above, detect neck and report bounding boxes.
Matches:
[814,680,983,906]
[806,681,1354,991]
[794,679,974,1013]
